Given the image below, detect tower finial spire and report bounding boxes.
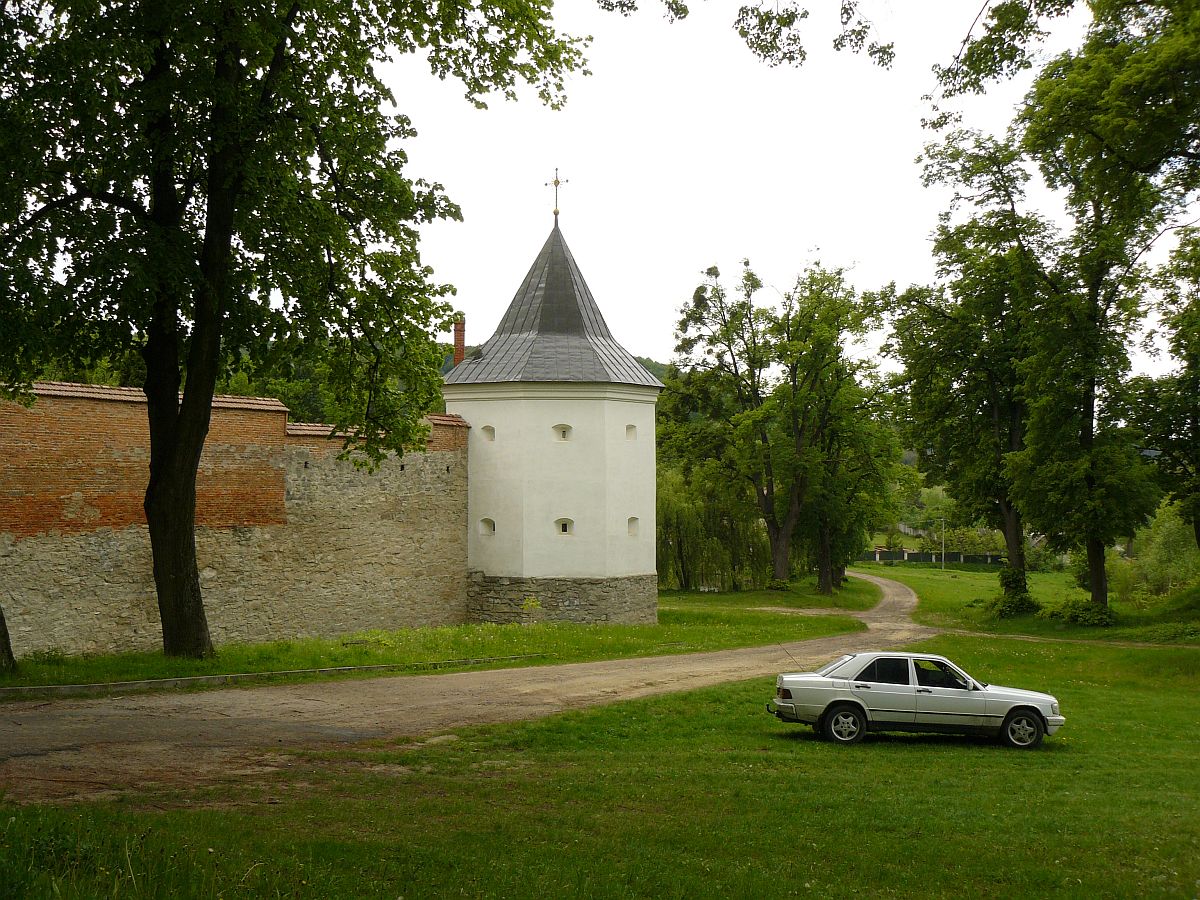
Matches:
[545,167,568,221]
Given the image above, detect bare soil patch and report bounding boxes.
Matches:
[0,573,931,803]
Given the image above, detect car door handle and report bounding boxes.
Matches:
[916,688,933,693]
[853,683,871,689]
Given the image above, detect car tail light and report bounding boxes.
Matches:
[777,687,792,700]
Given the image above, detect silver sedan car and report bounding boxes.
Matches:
[767,651,1065,748]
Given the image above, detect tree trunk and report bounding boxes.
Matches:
[767,521,793,582]
[1086,536,1108,607]
[144,463,213,657]
[1193,515,1200,553]
[816,519,834,595]
[0,603,16,673]
[998,499,1028,597]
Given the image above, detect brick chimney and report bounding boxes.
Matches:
[453,318,465,367]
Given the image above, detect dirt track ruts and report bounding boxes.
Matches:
[0,572,936,802]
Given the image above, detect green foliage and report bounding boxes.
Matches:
[1135,501,1200,593]
[1105,501,1200,606]
[0,0,595,654]
[985,589,1041,619]
[655,463,770,591]
[1024,540,1062,573]
[633,355,669,381]
[917,526,1005,557]
[903,6,1199,607]
[1042,597,1118,627]
[997,565,1028,599]
[666,260,898,587]
[890,133,1049,585]
[1118,230,1200,550]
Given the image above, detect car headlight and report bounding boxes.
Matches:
[1051,701,1060,716]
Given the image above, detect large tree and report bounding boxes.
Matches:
[669,261,875,582]
[0,1,588,657]
[891,133,1052,599]
[1121,229,1200,549]
[921,0,1200,608]
[800,374,899,594]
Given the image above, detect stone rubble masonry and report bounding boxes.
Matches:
[466,572,658,625]
[0,384,469,656]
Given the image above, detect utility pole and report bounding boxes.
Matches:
[940,517,946,571]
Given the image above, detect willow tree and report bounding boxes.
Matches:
[0,1,587,657]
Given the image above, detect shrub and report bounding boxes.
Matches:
[766,578,790,591]
[985,591,1042,619]
[1042,597,1117,627]
[998,565,1028,598]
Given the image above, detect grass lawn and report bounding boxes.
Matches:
[0,578,872,690]
[660,575,880,613]
[3,635,1197,897]
[853,562,1200,644]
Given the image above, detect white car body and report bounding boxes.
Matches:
[767,651,1065,748]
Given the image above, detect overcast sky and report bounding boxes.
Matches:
[381,2,1093,367]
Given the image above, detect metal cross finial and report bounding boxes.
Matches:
[545,167,568,220]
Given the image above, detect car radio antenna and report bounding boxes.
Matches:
[778,643,801,668]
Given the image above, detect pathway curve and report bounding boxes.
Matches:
[0,572,936,803]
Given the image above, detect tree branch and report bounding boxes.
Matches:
[3,189,149,250]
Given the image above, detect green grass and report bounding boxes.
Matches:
[0,578,872,690]
[3,635,1197,897]
[660,575,880,612]
[854,562,1200,644]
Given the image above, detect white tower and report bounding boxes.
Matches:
[443,220,663,623]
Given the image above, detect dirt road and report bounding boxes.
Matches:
[0,572,935,802]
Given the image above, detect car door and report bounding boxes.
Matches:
[849,657,916,724]
[912,658,986,728]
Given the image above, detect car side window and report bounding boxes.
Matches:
[855,657,911,685]
[915,659,969,689]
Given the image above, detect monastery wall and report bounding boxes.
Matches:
[0,384,469,657]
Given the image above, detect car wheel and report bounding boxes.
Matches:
[1000,710,1045,749]
[823,704,866,745]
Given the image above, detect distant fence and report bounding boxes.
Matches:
[859,550,1006,566]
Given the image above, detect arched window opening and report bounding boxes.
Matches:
[627,517,639,536]
[481,425,496,442]
[480,518,496,535]
[626,424,637,441]
[555,518,574,535]
[553,424,572,441]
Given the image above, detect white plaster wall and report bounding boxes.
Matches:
[444,382,658,579]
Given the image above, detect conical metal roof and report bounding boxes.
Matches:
[443,223,663,388]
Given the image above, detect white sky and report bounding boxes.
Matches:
[381,1,1096,366]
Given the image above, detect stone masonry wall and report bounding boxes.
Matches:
[466,572,658,625]
[0,385,468,656]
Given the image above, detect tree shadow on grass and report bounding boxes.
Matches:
[768,727,1071,753]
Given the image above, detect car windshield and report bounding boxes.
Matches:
[815,654,855,676]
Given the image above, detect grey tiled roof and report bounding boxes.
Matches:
[444,223,663,388]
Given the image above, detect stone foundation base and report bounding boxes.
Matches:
[466,572,658,625]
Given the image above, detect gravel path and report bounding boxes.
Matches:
[0,572,935,802]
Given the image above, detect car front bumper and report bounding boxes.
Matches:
[1045,715,1065,735]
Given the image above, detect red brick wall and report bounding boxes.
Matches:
[0,383,468,539]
